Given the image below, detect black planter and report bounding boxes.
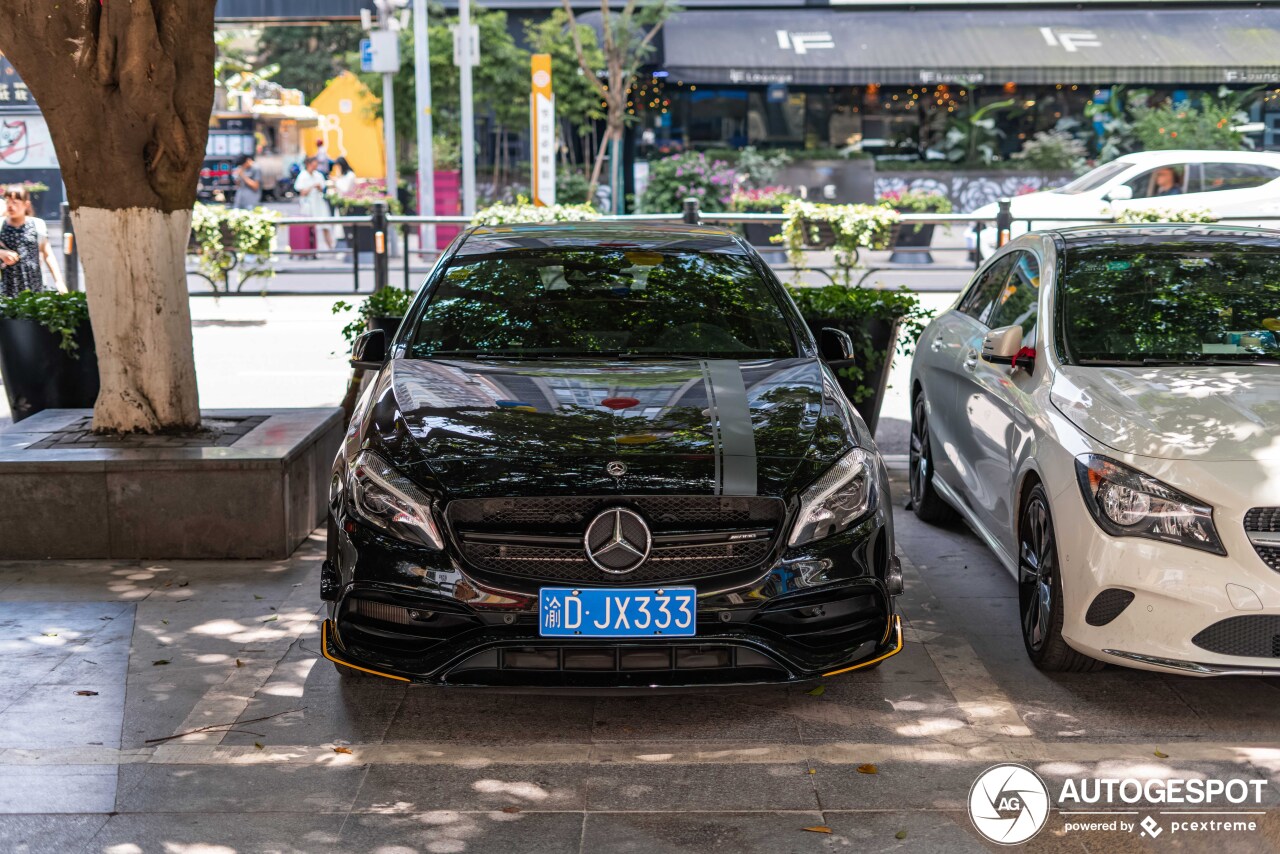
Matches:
[802,315,900,435]
[340,206,376,255]
[888,222,936,264]
[0,318,99,422]
[742,221,786,264]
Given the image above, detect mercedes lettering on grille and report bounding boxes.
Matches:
[584,507,652,574]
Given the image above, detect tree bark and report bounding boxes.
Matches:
[0,1,215,433]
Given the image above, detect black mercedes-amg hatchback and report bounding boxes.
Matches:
[322,222,902,687]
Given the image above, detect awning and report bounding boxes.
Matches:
[660,7,1280,87]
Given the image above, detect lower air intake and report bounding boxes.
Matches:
[1085,589,1135,626]
[1191,615,1280,659]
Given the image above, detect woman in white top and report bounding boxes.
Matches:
[327,158,357,246]
[294,157,333,251]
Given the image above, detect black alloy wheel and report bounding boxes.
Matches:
[909,394,958,524]
[1018,485,1104,672]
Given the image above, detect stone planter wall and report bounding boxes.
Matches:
[873,170,1075,212]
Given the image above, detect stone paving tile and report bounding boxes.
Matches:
[590,689,801,744]
[87,812,345,854]
[581,810,831,854]
[792,683,974,744]
[0,814,111,854]
[339,810,583,854]
[0,681,128,749]
[383,690,596,745]
[583,763,821,812]
[0,765,118,814]
[820,809,993,853]
[351,763,587,814]
[114,764,368,814]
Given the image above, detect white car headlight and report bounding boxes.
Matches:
[347,451,444,550]
[789,448,874,547]
[1075,455,1224,555]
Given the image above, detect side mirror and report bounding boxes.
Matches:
[1104,185,1134,202]
[819,327,855,362]
[981,325,1036,371]
[350,329,387,371]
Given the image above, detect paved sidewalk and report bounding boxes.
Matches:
[2,467,1278,852]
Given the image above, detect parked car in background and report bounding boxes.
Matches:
[910,224,1280,675]
[968,150,1280,259]
[323,223,903,687]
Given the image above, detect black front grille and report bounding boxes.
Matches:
[1244,508,1280,573]
[1192,615,1280,658]
[447,495,785,584]
[1085,589,1135,627]
[445,644,788,686]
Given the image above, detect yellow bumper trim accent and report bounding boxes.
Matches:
[821,615,903,677]
[321,620,411,682]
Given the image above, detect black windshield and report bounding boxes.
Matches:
[1059,239,1280,365]
[408,248,799,359]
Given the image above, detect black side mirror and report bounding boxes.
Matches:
[350,329,386,371]
[819,327,855,362]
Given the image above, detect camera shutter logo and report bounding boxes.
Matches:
[968,764,1051,845]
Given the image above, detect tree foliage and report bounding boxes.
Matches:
[256,24,364,102]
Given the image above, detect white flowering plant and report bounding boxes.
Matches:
[1112,208,1218,224]
[471,197,600,226]
[190,203,278,283]
[778,200,900,282]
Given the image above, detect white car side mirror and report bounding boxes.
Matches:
[981,325,1035,371]
[1104,185,1134,202]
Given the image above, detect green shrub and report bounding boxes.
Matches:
[640,152,736,213]
[0,289,90,354]
[333,288,416,346]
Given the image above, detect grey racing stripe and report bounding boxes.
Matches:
[703,359,758,496]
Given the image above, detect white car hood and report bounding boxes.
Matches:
[972,191,1109,220]
[1052,366,1280,461]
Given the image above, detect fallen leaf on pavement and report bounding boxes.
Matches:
[502,806,521,814]
[254,742,264,750]
[857,764,878,775]
[236,659,244,668]
[253,594,263,600]
[1154,750,1168,758]
[807,768,816,775]
[153,660,170,666]
[333,746,353,754]
[161,620,168,625]
[74,690,98,696]
[262,616,278,623]
[896,830,908,840]
[802,826,832,834]
[42,633,57,638]
[806,685,825,697]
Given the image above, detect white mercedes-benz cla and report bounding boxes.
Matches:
[909,224,1280,675]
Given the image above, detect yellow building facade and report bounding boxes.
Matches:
[301,71,386,179]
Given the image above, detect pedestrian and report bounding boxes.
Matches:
[314,141,332,175]
[327,158,357,249]
[294,156,334,252]
[231,154,262,210]
[0,186,63,296]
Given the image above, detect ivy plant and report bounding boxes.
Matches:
[0,289,91,355]
[333,288,416,345]
[190,203,278,284]
[778,200,900,283]
[787,285,933,403]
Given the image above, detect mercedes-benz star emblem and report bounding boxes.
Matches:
[584,507,651,574]
[606,460,627,478]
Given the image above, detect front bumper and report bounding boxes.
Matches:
[324,510,902,687]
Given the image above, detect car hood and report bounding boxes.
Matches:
[972,191,1109,220]
[372,356,858,497]
[1052,365,1280,461]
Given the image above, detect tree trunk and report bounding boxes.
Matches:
[0,0,215,433]
[73,208,201,432]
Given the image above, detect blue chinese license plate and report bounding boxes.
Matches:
[539,587,697,638]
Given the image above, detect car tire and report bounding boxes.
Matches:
[1018,485,1105,673]
[909,394,959,525]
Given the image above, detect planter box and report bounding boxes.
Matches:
[0,408,343,559]
[802,315,900,434]
[0,318,99,423]
[776,159,875,205]
[872,169,1075,213]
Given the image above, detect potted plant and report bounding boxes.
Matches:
[0,290,99,422]
[638,151,737,214]
[333,287,415,420]
[730,186,796,250]
[779,200,899,284]
[787,284,931,433]
[190,203,277,291]
[328,178,404,256]
[471,197,600,226]
[877,188,953,264]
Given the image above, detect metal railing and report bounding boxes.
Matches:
[57,198,1280,297]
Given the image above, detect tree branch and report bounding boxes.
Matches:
[561,0,609,100]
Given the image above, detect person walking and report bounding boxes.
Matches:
[0,186,63,296]
[326,158,357,251]
[294,157,334,252]
[231,154,262,209]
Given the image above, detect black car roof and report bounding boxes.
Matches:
[1051,223,1280,247]
[454,222,749,256]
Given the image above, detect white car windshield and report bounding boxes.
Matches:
[1053,161,1132,195]
[1059,236,1280,365]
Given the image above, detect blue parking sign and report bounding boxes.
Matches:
[360,39,374,72]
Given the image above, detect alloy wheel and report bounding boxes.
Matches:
[909,397,931,507]
[1019,496,1054,653]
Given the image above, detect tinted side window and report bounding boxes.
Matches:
[1125,164,1190,199]
[1202,163,1280,192]
[985,251,1041,346]
[958,255,1015,324]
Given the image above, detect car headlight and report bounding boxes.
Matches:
[347,451,444,549]
[1074,455,1224,555]
[789,448,874,547]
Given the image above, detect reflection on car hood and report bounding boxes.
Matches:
[1052,365,1280,461]
[381,357,856,497]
